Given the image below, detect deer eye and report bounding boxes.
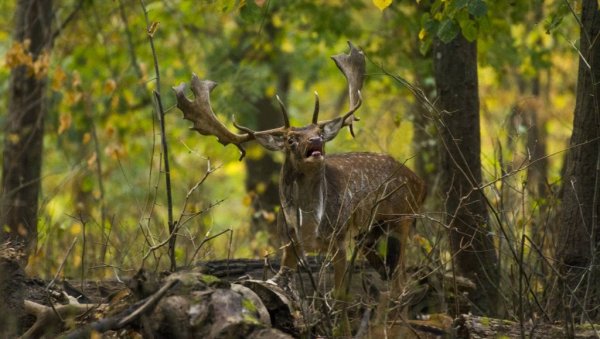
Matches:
[287,137,297,145]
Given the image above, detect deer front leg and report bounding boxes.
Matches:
[392,218,412,289]
[270,213,300,286]
[374,219,411,325]
[331,239,347,294]
[280,233,299,271]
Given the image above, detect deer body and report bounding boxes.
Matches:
[174,42,425,332]
[277,131,426,292]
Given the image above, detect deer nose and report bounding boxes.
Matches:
[309,136,322,143]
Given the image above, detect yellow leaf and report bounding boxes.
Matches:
[372,0,392,11]
[242,194,253,207]
[65,90,82,105]
[82,132,92,144]
[224,161,243,176]
[72,71,81,88]
[52,67,66,91]
[105,125,115,138]
[272,13,283,28]
[414,234,432,254]
[110,96,120,109]
[70,223,82,235]
[245,143,265,160]
[148,21,160,37]
[58,113,72,134]
[256,181,267,194]
[418,28,427,41]
[31,50,50,79]
[87,152,97,169]
[263,211,276,223]
[281,39,295,53]
[8,133,20,144]
[265,85,276,98]
[104,79,117,94]
[5,40,32,69]
[105,144,126,159]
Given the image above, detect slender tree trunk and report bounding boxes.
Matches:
[1,0,53,259]
[433,34,499,315]
[554,0,600,323]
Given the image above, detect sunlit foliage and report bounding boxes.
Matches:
[0,0,578,304]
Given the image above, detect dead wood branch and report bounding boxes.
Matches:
[20,299,103,339]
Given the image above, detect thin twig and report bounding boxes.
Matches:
[50,0,86,43]
[140,0,176,271]
[46,238,78,290]
[189,228,232,263]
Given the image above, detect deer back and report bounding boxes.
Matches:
[321,152,425,239]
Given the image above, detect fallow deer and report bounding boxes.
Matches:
[173,42,426,324]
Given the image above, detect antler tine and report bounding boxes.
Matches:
[232,116,256,135]
[342,90,362,137]
[173,74,254,160]
[275,95,290,128]
[329,41,366,137]
[312,91,320,124]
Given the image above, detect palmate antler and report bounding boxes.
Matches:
[324,41,365,137]
[172,75,288,160]
[172,42,366,158]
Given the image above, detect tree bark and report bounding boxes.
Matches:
[433,34,499,315]
[245,93,288,239]
[226,18,288,241]
[554,0,600,323]
[1,0,53,259]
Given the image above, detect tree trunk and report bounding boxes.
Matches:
[1,0,53,259]
[241,25,289,241]
[245,92,288,239]
[433,34,499,315]
[554,0,600,323]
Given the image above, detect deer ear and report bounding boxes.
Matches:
[321,117,344,141]
[254,133,286,151]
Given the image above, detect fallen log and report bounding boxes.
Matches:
[454,314,600,338]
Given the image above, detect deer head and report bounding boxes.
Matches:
[172,42,365,164]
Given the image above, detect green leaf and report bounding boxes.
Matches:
[437,19,459,43]
[460,19,478,41]
[448,0,469,13]
[240,1,262,23]
[468,0,488,17]
[421,12,438,34]
[419,37,433,55]
[219,0,236,13]
[544,11,564,34]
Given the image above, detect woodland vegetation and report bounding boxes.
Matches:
[1,0,600,338]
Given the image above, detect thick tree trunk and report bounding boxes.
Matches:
[1,0,53,259]
[433,34,499,315]
[554,0,600,323]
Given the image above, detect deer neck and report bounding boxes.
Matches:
[279,159,326,229]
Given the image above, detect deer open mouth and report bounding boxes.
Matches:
[305,144,323,158]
